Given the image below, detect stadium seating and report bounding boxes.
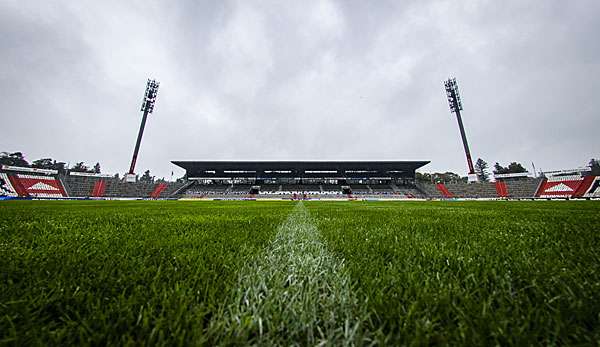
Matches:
[415,179,542,199]
[395,186,426,198]
[63,174,187,199]
[258,184,281,193]
[13,174,68,198]
[171,178,565,200]
[182,182,230,197]
[535,176,584,198]
[415,182,443,198]
[444,182,494,199]
[106,180,161,197]
[159,182,187,198]
[231,184,252,193]
[321,184,342,193]
[62,175,97,197]
[280,184,322,193]
[370,184,395,193]
[0,172,19,197]
[584,177,600,198]
[350,184,371,194]
[504,178,542,198]
[55,173,563,200]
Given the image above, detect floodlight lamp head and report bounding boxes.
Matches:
[444,77,463,113]
[140,79,160,113]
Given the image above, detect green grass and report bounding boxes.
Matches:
[1,200,599,345]
[0,200,294,345]
[307,201,600,345]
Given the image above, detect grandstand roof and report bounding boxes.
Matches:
[172,160,429,179]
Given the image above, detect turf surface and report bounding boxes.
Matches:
[307,201,600,345]
[0,201,294,345]
[1,200,599,345]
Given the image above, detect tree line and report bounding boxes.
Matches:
[0,151,91,174]
[417,158,599,184]
[0,151,161,182]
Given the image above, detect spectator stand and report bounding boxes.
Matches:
[1,165,68,199]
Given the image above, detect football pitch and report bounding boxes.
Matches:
[1,200,599,345]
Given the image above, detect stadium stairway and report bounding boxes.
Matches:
[172,181,195,196]
[161,182,187,198]
[436,183,454,198]
[150,182,168,198]
[572,176,595,198]
[534,178,547,197]
[8,174,29,197]
[495,181,509,198]
[91,179,106,197]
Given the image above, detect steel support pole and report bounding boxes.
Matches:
[128,109,150,175]
[451,92,475,175]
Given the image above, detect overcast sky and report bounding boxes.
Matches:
[1,0,598,179]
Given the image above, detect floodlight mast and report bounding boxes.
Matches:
[444,77,476,178]
[128,79,159,176]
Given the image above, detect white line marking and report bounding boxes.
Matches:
[209,202,371,345]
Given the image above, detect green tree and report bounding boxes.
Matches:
[0,152,29,167]
[31,158,67,174]
[431,172,462,184]
[494,162,527,175]
[176,173,187,183]
[71,162,89,173]
[589,158,600,176]
[493,162,507,175]
[507,162,527,173]
[32,158,54,169]
[52,161,68,175]
[140,170,153,182]
[93,162,101,174]
[474,158,490,182]
[415,172,432,183]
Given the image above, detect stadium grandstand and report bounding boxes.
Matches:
[168,160,551,200]
[170,160,429,199]
[534,168,598,199]
[0,161,600,200]
[0,165,184,200]
[1,162,597,201]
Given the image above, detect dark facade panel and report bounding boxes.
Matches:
[172,161,429,179]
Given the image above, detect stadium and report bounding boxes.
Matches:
[2,2,600,346]
[2,159,599,200]
[0,80,598,202]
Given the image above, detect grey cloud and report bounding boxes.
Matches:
[1,0,598,179]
